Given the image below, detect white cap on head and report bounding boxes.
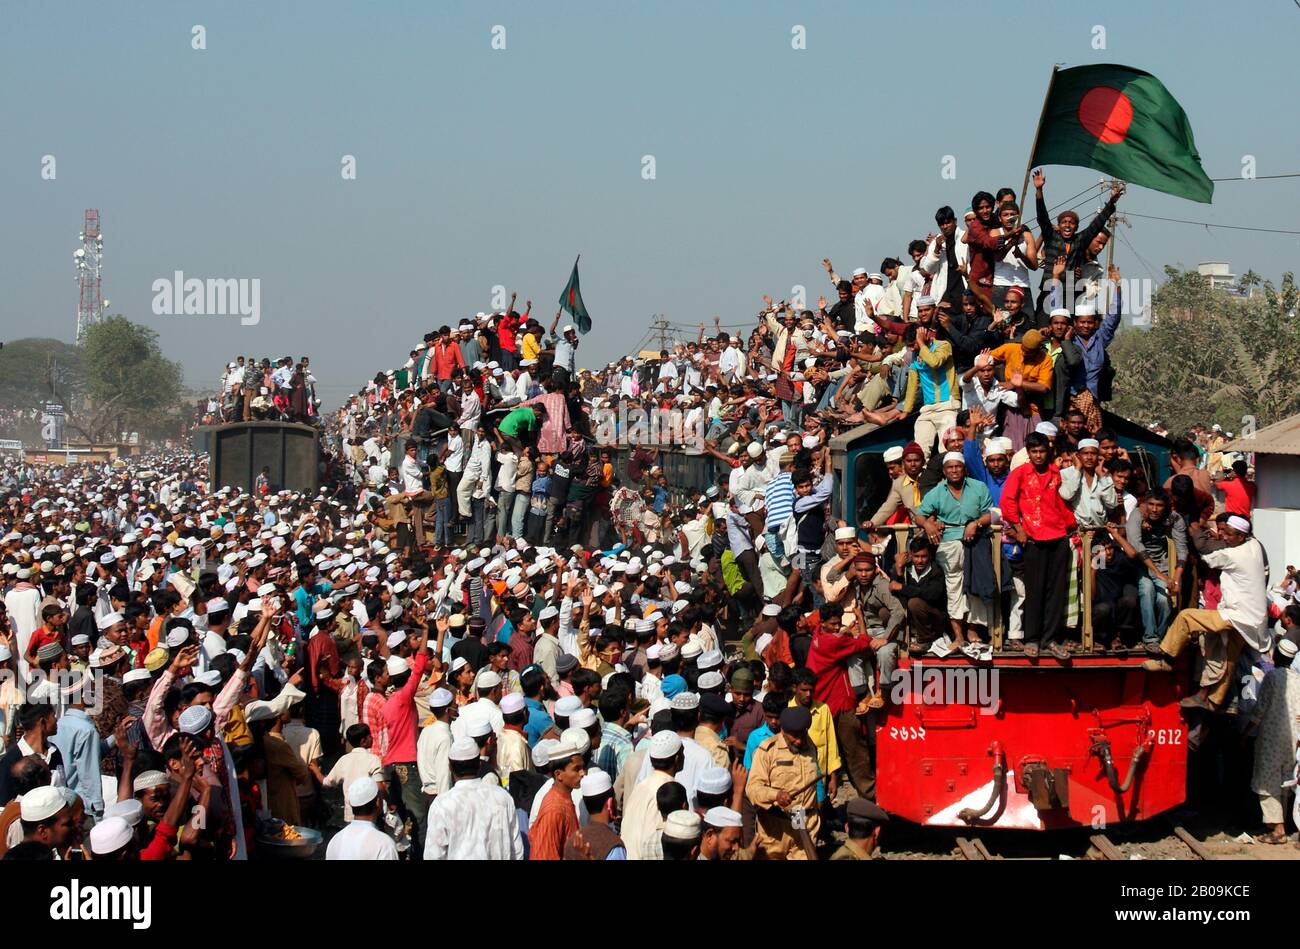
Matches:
[449,737,480,762]
[704,806,743,829]
[346,776,380,808]
[474,670,503,691]
[942,451,965,467]
[570,707,598,730]
[697,766,732,795]
[650,730,683,759]
[663,809,702,841]
[579,768,613,797]
[554,695,583,718]
[1036,421,1058,437]
[178,705,213,735]
[20,785,67,822]
[500,693,526,715]
[429,688,454,710]
[385,656,409,676]
[89,816,134,855]
[1226,515,1252,534]
[834,527,856,541]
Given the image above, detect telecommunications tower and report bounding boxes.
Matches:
[74,210,107,344]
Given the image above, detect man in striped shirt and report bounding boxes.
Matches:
[762,450,796,561]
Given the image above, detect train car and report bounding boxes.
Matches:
[614,410,1189,831]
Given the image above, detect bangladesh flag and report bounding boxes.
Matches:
[558,256,592,334]
[1031,64,1213,203]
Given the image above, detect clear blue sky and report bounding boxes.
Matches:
[3,0,1297,407]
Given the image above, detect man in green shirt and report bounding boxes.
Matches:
[915,452,993,654]
[497,404,546,455]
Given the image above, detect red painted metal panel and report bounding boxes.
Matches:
[876,657,1188,830]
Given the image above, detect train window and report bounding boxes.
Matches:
[853,452,891,525]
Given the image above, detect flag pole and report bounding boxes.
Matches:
[1018,64,1061,224]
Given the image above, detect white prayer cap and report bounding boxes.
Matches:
[1226,515,1252,534]
[346,776,380,808]
[982,438,1011,458]
[746,442,764,458]
[500,693,526,715]
[697,766,732,795]
[698,649,723,670]
[538,605,559,622]
[385,656,409,676]
[194,669,222,688]
[681,641,703,660]
[1077,438,1100,450]
[698,670,725,691]
[671,692,700,711]
[475,670,503,691]
[650,731,683,759]
[663,810,702,841]
[834,527,856,541]
[941,451,966,467]
[761,603,782,617]
[851,267,868,277]
[178,705,213,735]
[449,737,480,762]
[1036,421,1058,436]
[165,628,189,648]
[20,785,67,822]
[570,707,598,730]
[531,739,560,769]
[579,769,613,797]
[89,816,134,855]
[96,611,124,631]
[548,733,588,762]
[133,770,170,793]
[429,688,454,710]
[1049,307,1071,319]
[386,631,406,649]
[106,798,144,827]
[704,806,743,829]
[554,695,583,718]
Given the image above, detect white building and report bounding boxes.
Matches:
[1223,415,1300,579]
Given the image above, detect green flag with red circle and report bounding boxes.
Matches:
[1031,64,1213,204]
[558,256,592,334]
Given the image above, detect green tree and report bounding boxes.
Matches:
[1109,267,1300,436]
[0,338,84,409]
[72,316,184,443]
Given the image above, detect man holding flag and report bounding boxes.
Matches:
[551,256,592,387]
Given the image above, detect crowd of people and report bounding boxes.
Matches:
[209,356,320,425]
[0,170,1295,864]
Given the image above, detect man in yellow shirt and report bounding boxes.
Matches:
[991,329,1054,447]
[789,667,839,807]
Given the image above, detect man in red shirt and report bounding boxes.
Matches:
[805,601,876,800]
[382,623,430,855]
[1217,459,1256,518]
[497,294,526,370]
[23,604,68,670]
[1001,431,1077,661]
[431,327,465,392]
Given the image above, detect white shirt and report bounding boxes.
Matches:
[400,456,424,494]
[443,433,465,473]
[919,229,969,304]
[1202,539,1270,651]
[495,452,519,492]
[718,346,742,382]
[423,777,524,860]
[326,818,399,860]
[322,748,384,821]
[417,719,453,795]
[456,390,481,429]
[854,287,881,335]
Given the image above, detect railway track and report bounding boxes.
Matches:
[858,811,1298,861]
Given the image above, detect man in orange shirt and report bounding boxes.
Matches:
[991,329,1054,451]
[527,736,586,860]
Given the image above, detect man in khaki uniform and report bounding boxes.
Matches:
[830,797,889,861]
[746,706,819,860]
